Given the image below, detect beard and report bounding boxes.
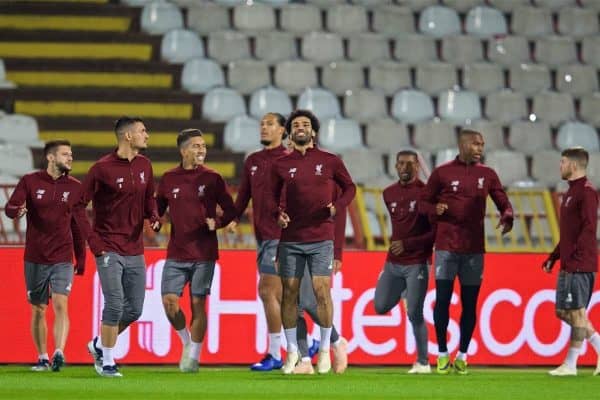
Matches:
[292,132,311,146]
[260,139,272,146]
[56,162,71,174]
[399,172,413,183]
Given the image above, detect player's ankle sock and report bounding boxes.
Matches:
[565,346,580,369]
[39,353,49,361]
[268,333,282,360]
[301,356,311,362]
[438,351,449,358]
[284,328,298,353]
[189,341,202,361]
[312,325,321,342]
[53,349,63,357]
[332,338,341,347]
[588,332,600,354]
[102,347,115,367]
[320,327,332,351]
[456,352,467,362]
[94,336,103,350]
[177,328,191,346]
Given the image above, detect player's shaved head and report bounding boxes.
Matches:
[458,129,481,143]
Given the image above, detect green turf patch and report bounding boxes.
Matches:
[0,366,597,400]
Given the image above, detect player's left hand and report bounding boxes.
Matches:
[390,240,404,256]
[74,262,85,276]
[541,257,555,273]
[206,218,216,231]
[327,203,336,217]
[333,259,342,273]
[150,220,162,232]
[496,215,513,235]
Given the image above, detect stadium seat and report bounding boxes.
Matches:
[207,30,250,65]
[372,5,415,37]
[140,1,183,36]
[201,87,246,123]
[233,3,276,32]
[181,58,224,94]
[248,86,293,120]
[280,4,322,34]
[487,35,530,67]
[580,93,600,127]
[395,0,438,11]
[485,90,528,124]
[462,63,504,95]
[322,61,364,95]
[532,91,575,127]
[587,152,600,188]
[368,61,411,96]
[326,4,368,34]
[393,34,437,64]
[487,0,529,12]
[558,7,599,38]
[301,32,344,65]
[341,149,385,184]
[365,118,410,152]
[462,119,505,150]
[556,64,599,96]
[531,150,562,187]
[318,118,363,152]
[434,147,459,167]
[580,0,600,9]
[256,0,290,4]
[508,121,552,155]
[122,0,152,5]
[418,5,461,38]
[509,63,551,96]
[305,0,345,6]
[465,6,508,38]
[254,31,297,64]
[438,90,482,124]
[484,150,528,185]
[0,59,15,89]
[391,89,435,123]
[160,29,204,64]
[274,60,318,95]
[511,6,553,38]
[535,36,577,67]
[343,88,387,123]
[532,0,575,9]
[347,33,390,65]
[441,0,482,13]
[223,115,261,153]
[441,36,484,65]
[413,119,456,152]
[227,59,270,95]
[582,36,600,67]
[349,0,390,6]
[296,87,341,121]
[0,143,34,177]
[556,122,600,152]
[186,3,229,35]
[213,0,246,4]
[0,114,42,147]
[416,62,457,95]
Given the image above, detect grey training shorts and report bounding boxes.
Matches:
[278,241,334,279]
[434,250,484,286]
[161,259,216,297]
[257,239,279,275]
[25,261,73,305]
[555,271,595,310]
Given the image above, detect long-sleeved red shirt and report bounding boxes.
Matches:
[550,176,598,273]
[77,151,159,256]
[271,147,356,243]
[157,165,236,262]
[5,170,86,266]
[384,180,435,264]
[234,146,288,241]
[422,157,513,254]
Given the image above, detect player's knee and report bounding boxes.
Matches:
[258,284,276,304]
[555,309,568,322]
[122,307,143,325]
[31,304,47,318]
[373,297,389,315]
[162,297,179,318]
[407,309,424,324]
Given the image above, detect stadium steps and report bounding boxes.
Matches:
[3,59,180,89]
[35,116,223,149]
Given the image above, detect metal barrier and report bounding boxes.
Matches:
[354,186,561,253]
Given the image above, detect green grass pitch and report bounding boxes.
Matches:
[1,365,599,399]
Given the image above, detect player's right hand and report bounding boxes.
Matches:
[206,218,216,231]
[226,221,238,234]
[17,204,27,218]
[541,257,555,273]
[277,211,290,228]
[435,203,448,216]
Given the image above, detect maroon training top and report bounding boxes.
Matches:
[271,147,356,243]
[422,157,513,254]
[383,179,435,265]
[5,170,86,266]
[157,165,236,262]
[550,176,598,273]
[77,151,159,256]
[234,146,288,241]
